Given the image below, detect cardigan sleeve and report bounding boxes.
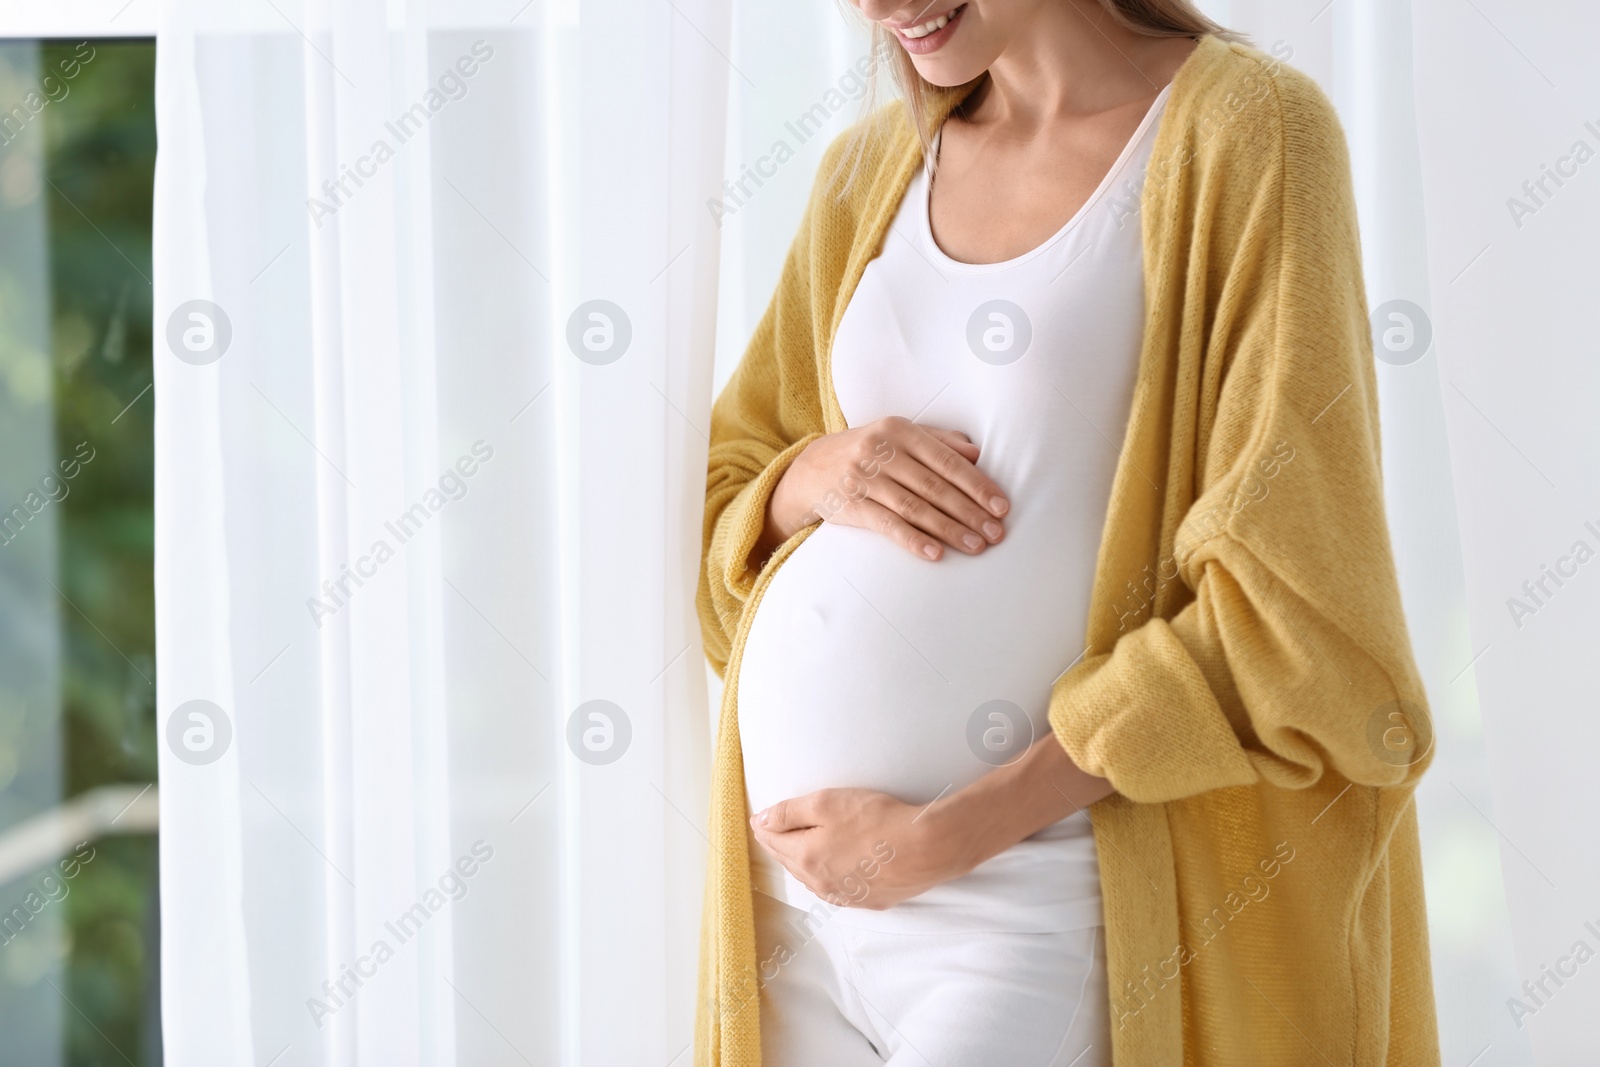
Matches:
[1049,66,1432,805]
[696,147,847,679]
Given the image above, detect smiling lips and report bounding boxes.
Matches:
[891,3,966,54]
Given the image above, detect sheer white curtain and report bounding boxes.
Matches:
[154,1,726,1064]
[1411,2,1600,1061]
[153,0,1575,1063]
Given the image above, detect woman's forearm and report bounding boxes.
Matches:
[924,731,1116,876]
[751,465,810,565]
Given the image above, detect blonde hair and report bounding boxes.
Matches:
[837,0,1246,187]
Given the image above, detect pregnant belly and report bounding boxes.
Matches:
[736,516,1095,817]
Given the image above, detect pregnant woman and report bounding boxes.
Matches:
[697,2,1440,1065]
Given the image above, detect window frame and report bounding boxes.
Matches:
[0,2,154,39]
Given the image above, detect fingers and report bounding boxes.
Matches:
[901,423,1009,523]
[750,825,839,903]
[922,426,980,462]
[817,417,1010,561]
[753,831,830,900]
[754,796,814,833]
[839,420,1006,559]
[750,824,799,863]
[872,451,1007,555]
[749,817,810,882]
[847,497,953,561]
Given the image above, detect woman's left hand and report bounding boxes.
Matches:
[750,788,966,910]
[750,736,1116,911]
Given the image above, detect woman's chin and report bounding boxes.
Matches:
[907,55,991,89]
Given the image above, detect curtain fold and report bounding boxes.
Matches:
[154,2,726,1063]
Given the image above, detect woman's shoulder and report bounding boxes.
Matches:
[808,98,920,206]
[1171,35,1352,183]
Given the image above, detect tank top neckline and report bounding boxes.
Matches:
[920,81,1173,274]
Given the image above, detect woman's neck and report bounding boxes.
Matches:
[963,3,1197,134]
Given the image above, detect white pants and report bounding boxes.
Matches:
[754,889,1112,1067]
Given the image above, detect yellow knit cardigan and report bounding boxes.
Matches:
[695,34,1440,1066]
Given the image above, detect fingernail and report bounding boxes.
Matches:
[962,533,982,550]
[922,543,939,560]
[989,496,1008,515]
[982,521,1002,539]
[752,810,768,826]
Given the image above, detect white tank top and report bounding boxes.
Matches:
[736,84,1171,933]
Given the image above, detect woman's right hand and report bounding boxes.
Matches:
[755,416,1010,563]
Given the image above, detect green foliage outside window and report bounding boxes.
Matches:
[0,38,160,1065]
